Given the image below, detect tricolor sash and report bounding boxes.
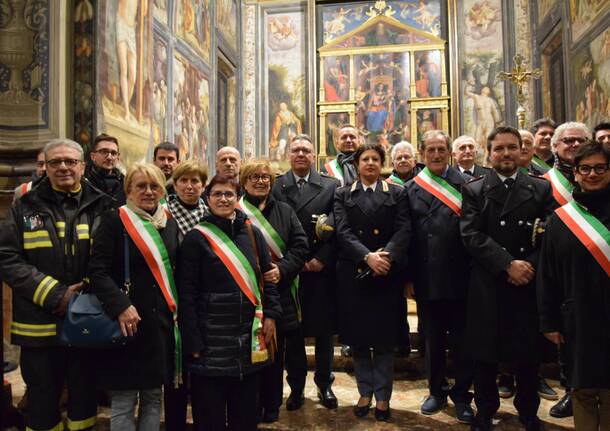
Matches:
[555,200,610,277]
[238,197,301,321]
[324,159,344,186]
[543,168,574,206]
[386,173,405,186]
[413,167,462,215]
[194,222,269,363]
[118,206,182,385]
[531,155,551,171]
[20,181,32,196]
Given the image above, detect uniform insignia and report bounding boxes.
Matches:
[467,176,484,183]
[23,214,44,231]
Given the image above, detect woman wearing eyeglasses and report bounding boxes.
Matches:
[178,175,282,430]
[237,160,309,423]
[334,143,411,422]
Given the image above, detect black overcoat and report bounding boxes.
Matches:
[405,166,469,301]
[334,180,411,347]
[272,169,340,336]
[460,170,554,362]
[88,209,179,390]
[537,187,610,389]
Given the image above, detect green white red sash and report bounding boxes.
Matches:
[118,206,182,385]
[324,159,344,186]
[386,173,405,186]
[531,155,551,171]
[413,167,462,215]
[555,200,610,277]
[543,168,574,206]
[238,197,301,321]
[194,222,269,363]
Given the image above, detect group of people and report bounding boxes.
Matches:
[0,118,608,431]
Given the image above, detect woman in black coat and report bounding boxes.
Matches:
[88,164,180,430]
[178,175,282,431]
[238,160,309,422]
[334,143,411,422]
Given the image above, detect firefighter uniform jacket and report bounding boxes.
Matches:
[0,178,111,346]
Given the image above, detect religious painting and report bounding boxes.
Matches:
[353,52,411,144]
[151,34,169,146]
[264,8,308,165]
[414,50,442,98]
[570,0,610,44]
[537,0,557,24]
[571,27,610,128]
[321,0,442,44]
[217,0,238,52]
[153,0,169,26]
[98,0,152,165]
[323,56,350,102]
[457,0,505,148]
[175,0,211,63]
[416,108,440,142]
[227,76,237,147]
[173,52,210,162]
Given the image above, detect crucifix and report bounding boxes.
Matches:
[498,54,541,129]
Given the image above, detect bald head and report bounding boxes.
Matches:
[216,147,241,179]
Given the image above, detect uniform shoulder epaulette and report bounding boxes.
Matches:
[528,173,549,181]
[467,175,485,184]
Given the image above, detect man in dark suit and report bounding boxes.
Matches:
[320,124,360,187]
[272,134,341,410]
[519,130,546,176]
[406,130,474,423]
[452,135,490,179]
[460,126,555,431]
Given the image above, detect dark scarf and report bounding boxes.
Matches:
[167,194,207,235]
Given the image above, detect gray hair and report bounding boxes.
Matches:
[43,139,84,161]
[420,130,451,151]
[452,135,477,153]
[391,141,414,160]
[551,122,591,150]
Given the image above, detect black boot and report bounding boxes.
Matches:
[549,389,572,418]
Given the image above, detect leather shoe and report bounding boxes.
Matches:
[470,416,493,431]
[455,402,475,424]
[520,416,543,431]
[353,398,372,418]
[261,409,279,423]
[375,407,391,422]
[498,374,515,398]
[286,391,304,411]
[318,387,338,409]
[537,376,558,401]
[421,395,447,415]
[549,391,572,418]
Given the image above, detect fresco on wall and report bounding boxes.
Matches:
[153,0,169,26]
[321,0,442,43]
[227,76,237,147]
[74,0,95,148]
[217,0,238,52]
[325,112,350,156]
[570,0,610,43]
[458,0,505,150]
[572,27,610,128]
[323,56,350,102]
[175,0,211,64]
[151,35,169,146]
[265,10,307,163]
[537,0,557,24]
[99,0,152,165]
[414,50,442,97]
[173,52,210,162]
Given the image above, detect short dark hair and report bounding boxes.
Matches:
[487,126,523,152]
[574,140,610,166]
[530,117,556,135]
[353,143,386,166]
[593,122,610,135]
[290,133,313,145]
[93,133,119,150]
[153,141,179,160]
[204,174,241,200]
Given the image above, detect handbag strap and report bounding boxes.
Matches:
[123,230,131,294]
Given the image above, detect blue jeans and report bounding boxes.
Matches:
[109,388,162,431]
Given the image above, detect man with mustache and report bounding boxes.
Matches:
[321,124,361,187]
[460,126,555,431]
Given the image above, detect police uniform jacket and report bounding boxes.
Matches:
[537,186,610,389]
[406,166,469,301]
[272,169,340,336]
[334,180,411,347]
[460,170,554,362]
[0,178,111,346]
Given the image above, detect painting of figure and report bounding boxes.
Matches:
[175,0,211,63]
[414,50,442,97]
[173,53,210,161]
[217,0,238,51]
[265,9,307,164]
[151,36,168,146]
[153,0,168,25]
[417,109,440,142]
[323,56,349,102]
[325,112,350,156]
[538,0,557,24]
[572,27,610,128]
[570,0,610,43]
[227,76,237,147]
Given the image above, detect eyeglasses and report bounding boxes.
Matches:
[46,159,82,168]
[134,183,162,193]
[248,174,272,183]
[575,164,609,175]
[209,191,237,200]
[560,137,587,146]
[94,149,120,157]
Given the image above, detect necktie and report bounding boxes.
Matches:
[297,178,306,192]
[463,170,473,177]
[364,188,375,214]
[504,178,515,189]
